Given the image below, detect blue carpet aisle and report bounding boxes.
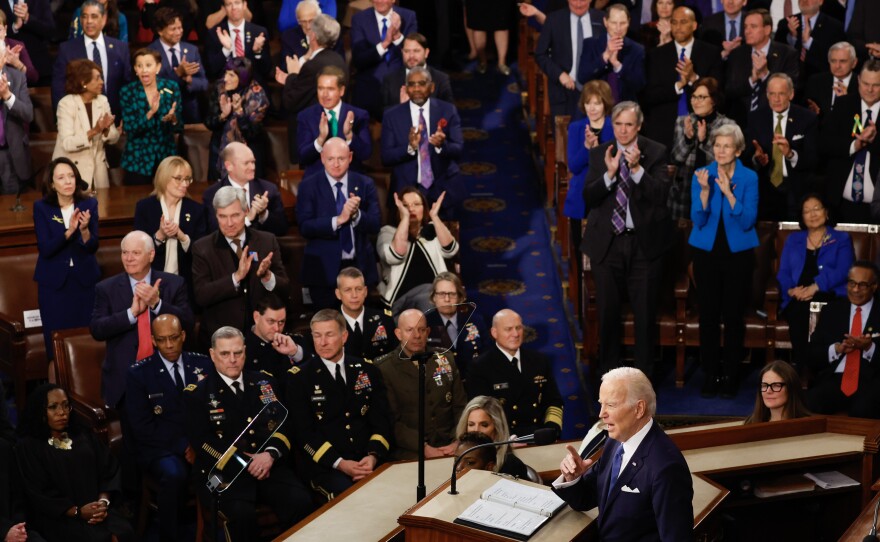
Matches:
[449,66,591,439]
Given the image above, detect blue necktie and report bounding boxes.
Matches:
[845,0,856,32]
[380,17,390,63]
[606,446,624,500]
[575,15,584,91]
[335,182,354,253]
[728,19,737,41]
[170,46,179,69]
[677,48,689,116]
[92,41,105,92]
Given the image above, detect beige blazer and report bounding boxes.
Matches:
[53,94,120,189]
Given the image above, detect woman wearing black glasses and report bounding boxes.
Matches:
[133,156,207,299]
[744,360,811,424]
[14,384,134,541]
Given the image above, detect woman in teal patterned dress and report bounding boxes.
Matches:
[120,48,182,185]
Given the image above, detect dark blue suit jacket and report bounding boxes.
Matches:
[535,8,606,116]
[33,198,100,289]
[296,103,373,177]
[553,421,694,542]
[296,170,381,287]
[51,35,132,116]
[202,177,288,237]
[125,351,213,464]
[350,7,418,117]
[380,99,464,209]
[743,104,819,193]
[147,39,209,124]
[578,35,646,102]
[90,271,194,408]
[777,228,853,309]
[133,196,208,291]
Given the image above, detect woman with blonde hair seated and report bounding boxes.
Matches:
[455,395,529,478]
[53,59,119,191]
[133,156,206,297]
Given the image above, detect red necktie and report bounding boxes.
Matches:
[136,282,154,360]
[841,307,861,397]
[234,29,245,58]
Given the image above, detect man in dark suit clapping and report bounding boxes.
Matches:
[803,41,857,120]
[581,101,674,378]
[380,32,453,111]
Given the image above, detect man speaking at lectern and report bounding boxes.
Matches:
[553,367,693,541]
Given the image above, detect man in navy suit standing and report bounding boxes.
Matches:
[534,0,605,118]
[350,0,418,119]
[52,0,131,116]
[90,231,194,409]
[745,73,818,220]
[297,137,381,310]
[774,0,846,90]
[148,7,208,124]
[381,67,464,219]
[203,0,272,83]
[125,314,211,542]
[202,142,289,236]
[296,66,372,177]
[554,367,693,541]
[579,4,646,104]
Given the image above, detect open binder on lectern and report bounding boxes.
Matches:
[452,478,568,541]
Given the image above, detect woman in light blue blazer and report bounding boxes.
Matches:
[33,159,100,358]
[777,193,853,367]
[689,124,758,399]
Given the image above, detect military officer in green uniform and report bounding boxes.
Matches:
[285,309,394,501]
[375,308,467,461]
[184,326,312,541]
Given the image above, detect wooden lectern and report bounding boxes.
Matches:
[398,469,596,542]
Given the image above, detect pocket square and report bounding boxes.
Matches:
[792,134,804,141]
[621,485,640,493]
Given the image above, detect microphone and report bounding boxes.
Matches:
[579,429,608,461]
[864,496,880,542]
[449,428,557,495]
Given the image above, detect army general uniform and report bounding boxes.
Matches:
[284,355,393,500]
[184,369,312,541]
[375,347,467,460]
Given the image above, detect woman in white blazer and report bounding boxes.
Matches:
[53,59,120,190]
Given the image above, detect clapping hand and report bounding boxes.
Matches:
[135,278,162,311]
[343,110,355,142]
[696,119,707,142]
[393,192,409,221]
[77,208,92,232]
[683,116,695,140]
[623,143,641,170]
[66,209,83,238]
[772,133,791,159]
[216,27,233,50]
[249,191,269,220]
[429,191,446,221]
[721,36,742,59]
[233,246,255,283]
[4,44,25,72]
[338,193,361,225]
[160,215,180,240]
[786,15,800,37]
[255,251,274,281]
[695,168,710,191]
[253,32,266,54]
[752,140,769,167]
[604,145,620,178]
[219,93,232,118]
[585,126,599,149]
[751,50,768,80]
[408,125,421,150]
[11,1,27,30]
[161,102,178,124]
[5,522,27,542]
[715,166,734,196]
[428,124,446,147]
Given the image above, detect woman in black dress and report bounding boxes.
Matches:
[464,0,515,74]
[14,384,133,542]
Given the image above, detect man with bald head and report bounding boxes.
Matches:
[125,314,211,541]
[297,136,381,310]
[91,230,194,408]
[375,308,466,460]
[643,6,722,146]
[202,142,288,236]
[467,309,564,438]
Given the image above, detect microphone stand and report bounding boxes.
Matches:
[449,435,536,495]
[410,350,434,502]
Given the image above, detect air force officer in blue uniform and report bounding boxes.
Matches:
[125,314,211,542]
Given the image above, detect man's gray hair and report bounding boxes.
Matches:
[82,0,105,15]
[211,326,244,349]
[312,14,341,47]
[121,230,154,252]
[611,101,644,126]
[407,65,433,84]
[601,367,657,417]
[828,41,857,64]
[296,0,321,18]
[213,185,247,212]
[767,72,794,94]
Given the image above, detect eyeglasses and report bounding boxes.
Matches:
[760,382,786,392]
[847,280,876,290]
[47,402,73,412]
[690,94,712,101]
[171,175,193,185]
[434,291,459,299]
[802,206,825,215]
